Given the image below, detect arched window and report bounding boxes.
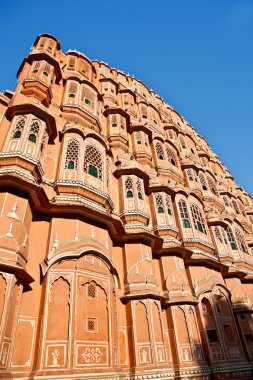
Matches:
[81,87,95,108]
[155,142,164,160]
[12,116,26,139]
[78,60,89,77]
[136,131,142,145]
[42,62,51,77]
[111,114,117,128]
[47,39,54,54]
[165,195,173,215]
[226,227,237,250]
[67,57,75,70]
[166,148,177,166]
[201,298,213,315]
[136,178,143,200]
[187,169,194,181]
[68,83,77,98]
[207,176,217,195]
[178,199,191,228]
[125,176,133,198]
[190,204,207,234]
[235,228,247,253]
[38,38,46,50]
[65,140,80,170]
[141,105,148,119]
[83,145,103,180]
[155,194,164,213]
[28,119,40,143]
[120,116,126,130]
[180,136,186,149]
[199,174,208,191]
[232,200,240,214]
[144,133,149,147]
[214,226,223,243]
[32,61,40,74]
[223,196,230,207]
[221,228,229,245]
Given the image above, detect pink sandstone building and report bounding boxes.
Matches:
[0,34,253,380]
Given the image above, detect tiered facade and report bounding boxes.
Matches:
[0,34,253,380]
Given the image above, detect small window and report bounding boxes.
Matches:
[43,71,48,77]
[158,206,164,214]
[87,284,96,298]
[85,98,91,106]
[231,242,237,250]
[112,123,117,128]
[223,325,235,343]
[69,93,75,98]
[244,333,253,343]
[137,140,142,145]
[207,329,219,343]
[167,207,172,215]
[138,192,143,200]
[171,159,176,166]
[87,318,97,332]
[127,190,133,198]
[67,160,75,170]
[13,130,21,139]
[32,69,38,73]
[88,165,98,178]
[28,134,36,143]
[183,219,191,228]
[197,221,204,233]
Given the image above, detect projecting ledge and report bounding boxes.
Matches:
[0,261,34,285]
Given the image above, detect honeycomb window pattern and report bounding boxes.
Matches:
[83,145,103,180]
[87,318,96,331]
[165,195,173,215]
[190,204,207,234]
[214,226,223,243]
[87,283,96,298]
[235,228,247,253]
[28,119,41,143]
[155,194,164,213]
[136,178,143,200]
[156,142,164,160]
[227,227,237,250]
[12,116,26,138]
[65,139,80,169]
[166,148,177,166]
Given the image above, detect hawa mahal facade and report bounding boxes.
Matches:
[0,34,253,380]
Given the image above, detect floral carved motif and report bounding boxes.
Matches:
[82,347,103,363]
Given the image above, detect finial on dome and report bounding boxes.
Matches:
[7,200,19,220]
[5,223,13,238]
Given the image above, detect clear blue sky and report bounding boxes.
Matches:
[1,0,252,196]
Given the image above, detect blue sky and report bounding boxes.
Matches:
[1,0,252,196]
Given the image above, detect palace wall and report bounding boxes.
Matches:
[0,34,253,380]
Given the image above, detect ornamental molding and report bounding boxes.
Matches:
[51,195,111,215]
[0,167,38,184]
[54,180,114,209]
